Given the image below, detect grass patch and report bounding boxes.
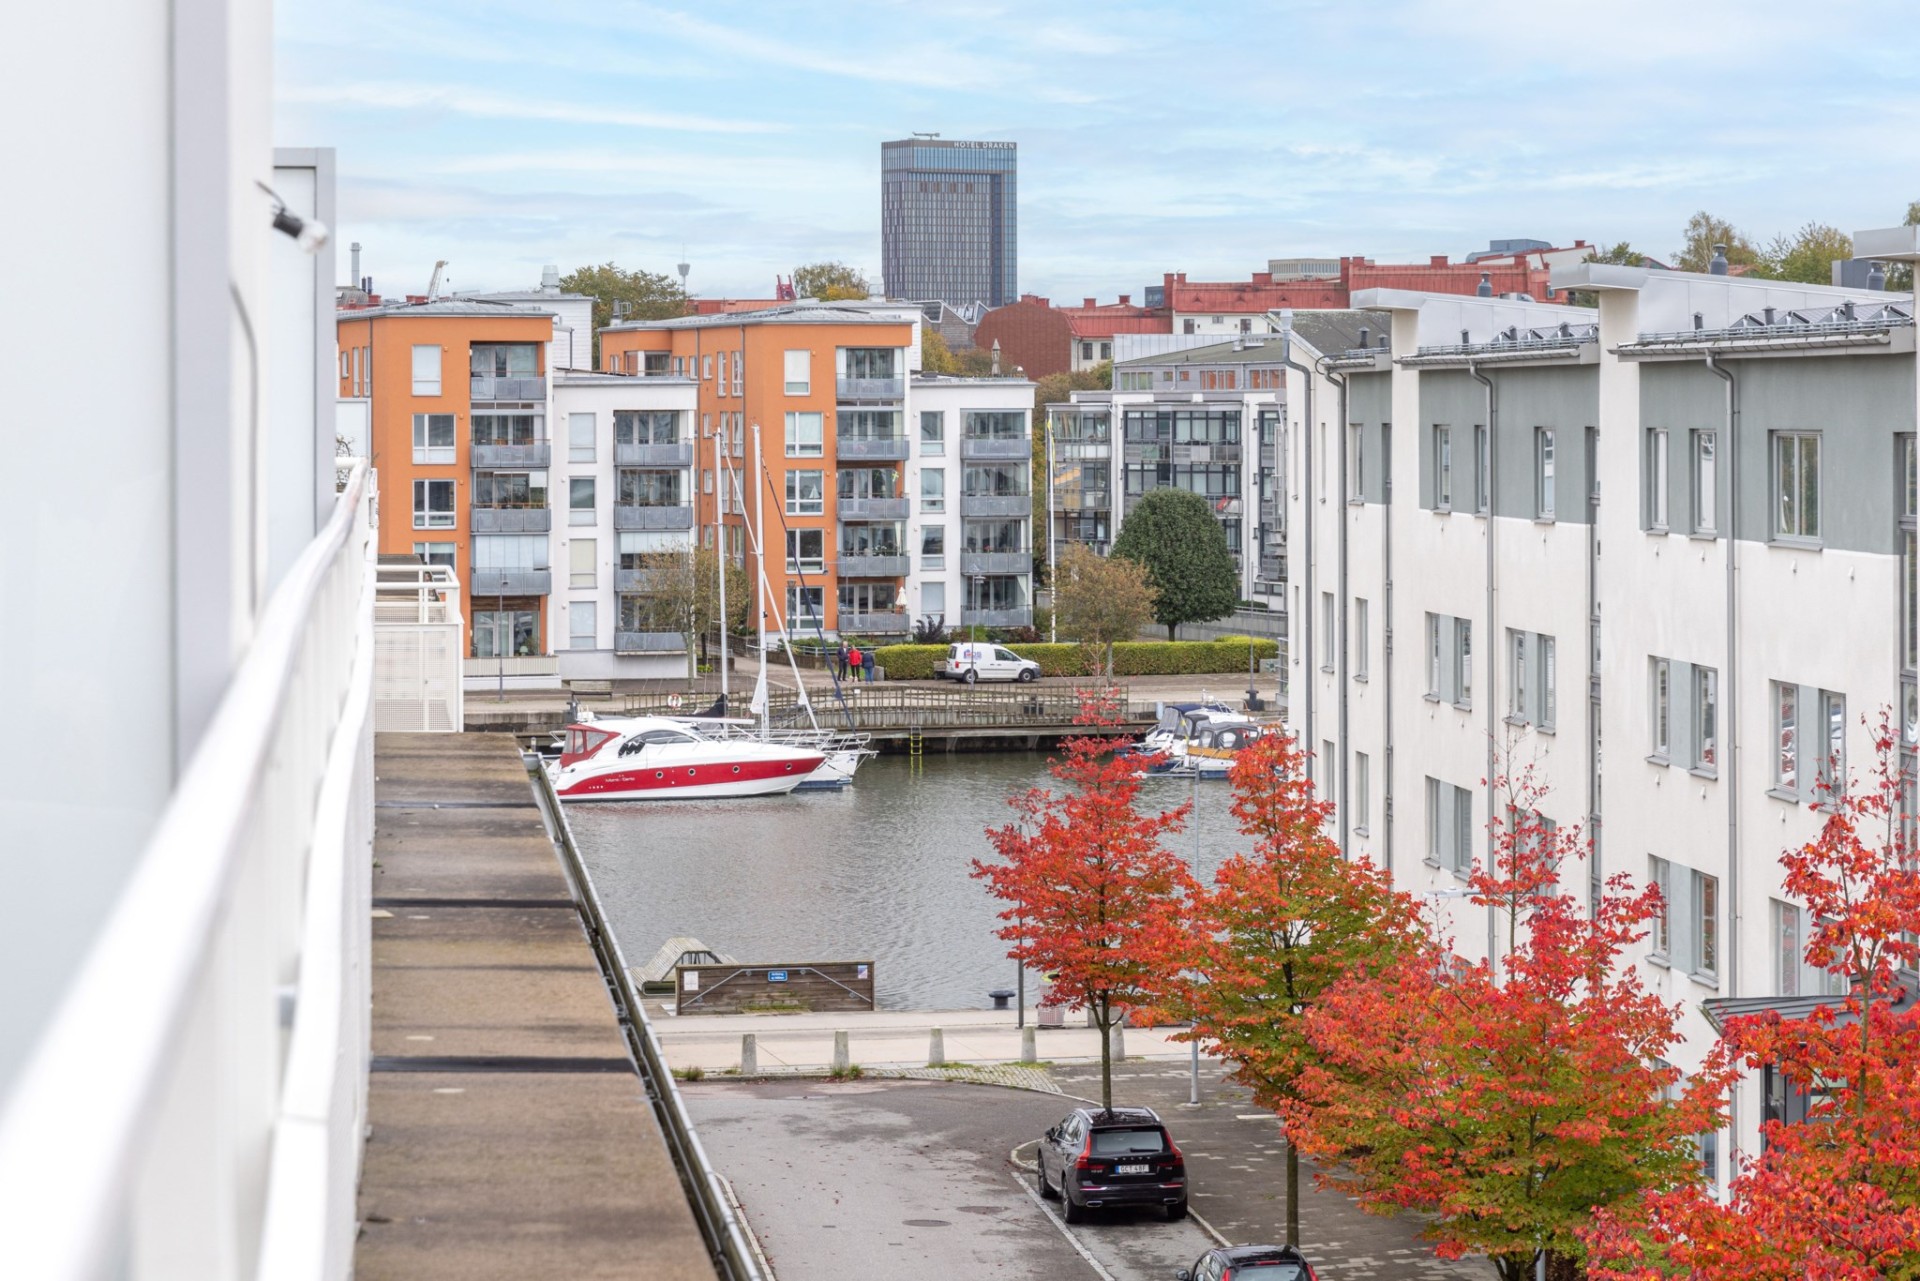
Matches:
[828,1063,866,1080]
[672,1065,706,1081]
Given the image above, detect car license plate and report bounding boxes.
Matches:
[1117,1162,1149,1175]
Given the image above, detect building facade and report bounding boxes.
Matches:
[908,375,1037,634]
[881,137,1018,309]
[1277,260,1918,1176]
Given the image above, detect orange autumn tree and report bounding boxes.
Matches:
[1585,714,1920,1281]
[972,705,1195,1110]
[1290,769,1726,1281]
[1172,732,1423,1245]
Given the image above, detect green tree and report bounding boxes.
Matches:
[1675,211,1767,275]
[792,261,870,301]
[1110,488,1240,640]
[1889,200,1920,292]
[1567,243,1650,307]
[633,548,748,680]
[559,263,685,363]
[1051,543,1157,679]
[922,326,956,373]
[1763,222,1853,285]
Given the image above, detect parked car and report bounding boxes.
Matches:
[1035,1105,1186,1222]
[938,641,1040,684]
[1175,1244,1319,1280]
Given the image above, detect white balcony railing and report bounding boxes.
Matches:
[0,463,378,1281]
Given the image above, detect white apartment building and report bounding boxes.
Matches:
[1277,252,1919,1179]
[550,372,700,679]
[908,375,1037,634]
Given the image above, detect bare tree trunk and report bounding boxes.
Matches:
[1285,1138,1299,1245]
[1097,997,1113,1111]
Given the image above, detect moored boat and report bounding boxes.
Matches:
[549,717,824,801]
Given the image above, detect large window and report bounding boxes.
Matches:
[412,413,455,464]
[920,411,945,454]
[411,541,455,569]
[617,469,681,507]
[785,470,824,515]
[838,410,900,441]
[840,523,902,557]
[839,582,899,614]
[614,410,679,445]
[963,520,1022,553]
[785,412,824,457]
[570,477,596,526]
[838,468,900,500]
[920,467,946,512]
[964,464,1028,497]
[1646,428,1670,530]
[785,584,824,626]
[471,607,537,659]
[568,412,596,462]
[412,478,455,529]
[472,534,548,573]
[784,349,810,395]
[1121,408,1241,445]
[1772,432,1821,541]
[965,411,1025,441]
[843,347,897,380]
[966,575,1026,611]
[411,344,441,395]
[472,412,542,445]
[569,601,597,650]
[471,343,538,378]
[921,525,946,570]
[472,470,546,508]
[1692,430,1717,534]
[1535,427,1556,519]
[786,528,825,573]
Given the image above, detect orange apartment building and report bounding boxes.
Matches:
[599,305,918,637]
[336,298,557,657]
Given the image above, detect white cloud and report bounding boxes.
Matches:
[279,81,787,133]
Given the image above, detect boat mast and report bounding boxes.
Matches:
[752,420,768,738]
[714,423,728,708]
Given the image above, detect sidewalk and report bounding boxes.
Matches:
[649,1002,1195,1074]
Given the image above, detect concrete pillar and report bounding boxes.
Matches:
[928,1027,945,1066]
[1109,1022,1127,1063]
[832,1029,850,1072]
[740,1033,757,1076]
[1020,1027,1037,1064]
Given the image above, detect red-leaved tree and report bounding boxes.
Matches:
[1173,731,1423,1244]
[972,708,1196,1109]
[1289,768,1726,1281]
[1585,713,1920,1281]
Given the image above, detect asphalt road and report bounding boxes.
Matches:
[683,1071,1488,1281]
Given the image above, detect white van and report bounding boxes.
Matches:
[938,642,1041,684]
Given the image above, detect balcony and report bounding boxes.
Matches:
[470,506,550,534]
[962,550,1030,575]
[615,566,669,593]
[471,375,545,401]
[836,554,910,578]
[476,569,550,596]
[615,440,694,467]
[837,376,904,401]
[471,442,551,468]
[838,611,910,635]
[961,493,1031,518]
[838,435,909,462]
[837,496,910,520]
[961,436,1030,461]
[961,607,1032,629]
[615,630,687,654]
[614,505,695,531]
[1259,556,1285,582]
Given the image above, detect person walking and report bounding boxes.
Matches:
[847,645,864,685]
[836,642,849,681]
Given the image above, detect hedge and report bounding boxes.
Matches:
[873,638,1278,681]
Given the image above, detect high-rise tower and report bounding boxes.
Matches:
[880,137,1017,308]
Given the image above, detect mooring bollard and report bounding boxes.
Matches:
[740,1033,758,1076]
[928,1027,946,1066]
[1020,1026,1037,1064]
[832,1030,850,1073]
[1109,1022,1127,1063]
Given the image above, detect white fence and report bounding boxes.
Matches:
[0,463,377,1280]
[374,563,464,732]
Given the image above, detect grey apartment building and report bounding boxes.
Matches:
[881,138,1018,309]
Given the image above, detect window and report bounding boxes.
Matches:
[963,520,1022,553]
[785,412,824,457]
[1426,614,1442,696]
[1081,342,1093,361]
[569,412,596,463]
[965,412,1025,441]
[569,601,597,650]
[1346,423,1363,501]
[784,349,810,395]
[1321,592,1335,671]
[921,525,946,570]
[1818,689,1846,797]
[1695,666,1719,771]
[614,410,679,445]
[1433,425,1453,510]
[412,479,455,529]
[617,469,681,508]
[471,344,537,379]
[1774,682,1798,792]
[1535,428,1556,519]
[412,413,455,464]
[1354,751,1370,835]
[1453,785,1474,875]
[411,344,441,395]
[1540,636,1556,730]
[1473,424,1489,514]
[785,470,824,515]
[920,467,946,513]
[702,354,713,380]
[920,411,945,454]
[922,580,946,616]
[1772,899,1802,997]
[472,470,547,509]
[1354,598,1369,681]
[1322,740,1336,799]
[1510,631,1530,722]
[1647,428,1669,530]
[471,608,537,659]
[1772,432,1821,541]
[1100,342,1111,360]
[1650,856,1672,960]
[1182,319,1196,335]
[569,538,596,589]
[731,350,742,395]
[569,477,596,526]
[1692,430,1717,534]
[472,412,542,446]
[411,541,455,569]
[1454,619,1473,707]
[1425,777,1442,865]
[1652,658,1671,760]
[472,533,547,573]
[787,528,825,573]
[783,585,824,628]
[1693,870,1719,978]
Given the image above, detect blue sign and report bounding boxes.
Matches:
[767,970,789,983]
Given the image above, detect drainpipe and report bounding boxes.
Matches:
[1320,355,1352,859]
[1467,360,1499,978]
[1279,315,1315,762]
[1705,352,1741,1168]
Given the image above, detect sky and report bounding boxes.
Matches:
[276,0,1920,303]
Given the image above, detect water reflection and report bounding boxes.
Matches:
[572,752,1250,1010]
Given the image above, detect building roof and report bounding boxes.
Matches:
[1116,336,1292,367]
[910,373,1034,389]
[464,287,592,304]
[1283,308,1394,357]
[553,371,696,388]
[337,297,555,321]
[602,302,913,333]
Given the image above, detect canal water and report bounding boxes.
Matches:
[572,752,1253,1011]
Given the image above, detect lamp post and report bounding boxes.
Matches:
[497,578,509,702]
[1045,414,1057,644]
[969,573,986,650]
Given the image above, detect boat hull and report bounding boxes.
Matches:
[555,754,822,801]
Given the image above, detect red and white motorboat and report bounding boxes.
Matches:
[548,716,825,801]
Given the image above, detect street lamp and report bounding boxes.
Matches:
[497,578,510,702]
[1045,414,1057,644]
[969,572,986,651]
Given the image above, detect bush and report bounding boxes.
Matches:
[872,639,1278,681]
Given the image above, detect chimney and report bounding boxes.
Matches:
[1693,311,1705,331]
[1357,326,1370,348]
[1253,272,1273,286]
[1476,272,1492,298]
[1763,306,1776,325]
[541,264,561,293]
[1431,255,1448,267]
[1869,261,1888,291]
[1709,244,1729,276]
[1084,297,1096,309]
[1378,333,1388,349]
[1460,328,1470,344]
[1119,294,1131,306]
[991,339,1001,376]
[350,241,362,286]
